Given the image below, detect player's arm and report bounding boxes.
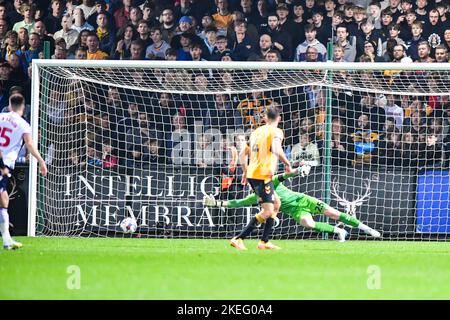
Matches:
[239,143,249,185]
[271,134,292,173]
[23,133,47,176]
[203,193,258,208]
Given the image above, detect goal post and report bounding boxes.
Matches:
[29,60,450,240]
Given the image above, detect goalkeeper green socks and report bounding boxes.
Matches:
[313,222,335,234]
[338,212,360,228]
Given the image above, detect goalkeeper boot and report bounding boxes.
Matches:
[230,237,247,251]
[336,228,348,242]
[257,241,281,250]
[365,228,381,238]
[4,240,23,250]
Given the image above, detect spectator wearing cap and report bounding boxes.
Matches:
[312,9,332,46]
[54,14,80,50]
[71,7,95,33]
[335,23,357,61]
[276,3,297,36]
[201,25,218,60]
[44,0,63,36]
[170,16,201,50]
[212,0,233,33]
[8,0,25,26]
[96,13,116,53]
[160,8,177,43]
[114,0,133,30]
[294,24,327,61]
[13,3,36,33]
[227,19,256,61]
[382,23,405,54]
[221,50,233,61]
[88,0,116,30]
[77,0,97,20]
[146,27,171,59]
[261,13,292,61]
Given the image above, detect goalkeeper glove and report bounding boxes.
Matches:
[298,162,311,177]
[203,194,223,207]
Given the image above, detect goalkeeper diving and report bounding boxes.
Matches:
[204,165,381,250]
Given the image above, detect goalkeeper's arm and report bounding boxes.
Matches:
[203,193,258,209]
[273,162,311,186]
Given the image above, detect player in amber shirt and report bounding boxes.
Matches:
[231,106,292,250]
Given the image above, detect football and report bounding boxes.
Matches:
[120,217,137,234]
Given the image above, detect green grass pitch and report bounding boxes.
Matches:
[1,237,449,299]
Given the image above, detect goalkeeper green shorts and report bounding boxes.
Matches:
[291,194,326,222]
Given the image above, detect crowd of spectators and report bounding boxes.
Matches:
[0,0,448,172]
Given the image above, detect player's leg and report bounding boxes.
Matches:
[297,195,348,242]
[231,179,275,250]
[323,206,381,238]
[299,213,348,242]
[258,192,281,250]
[0,168,22,250]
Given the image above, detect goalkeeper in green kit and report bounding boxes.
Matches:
[203,165,381,250]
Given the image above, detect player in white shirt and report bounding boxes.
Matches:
[0,95,47,250]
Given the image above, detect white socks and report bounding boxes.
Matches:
[0,208,12,247]
[357,222,371,232]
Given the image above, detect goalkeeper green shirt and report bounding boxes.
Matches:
[227,174,326,220]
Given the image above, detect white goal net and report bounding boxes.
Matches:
[29,61,450,241]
